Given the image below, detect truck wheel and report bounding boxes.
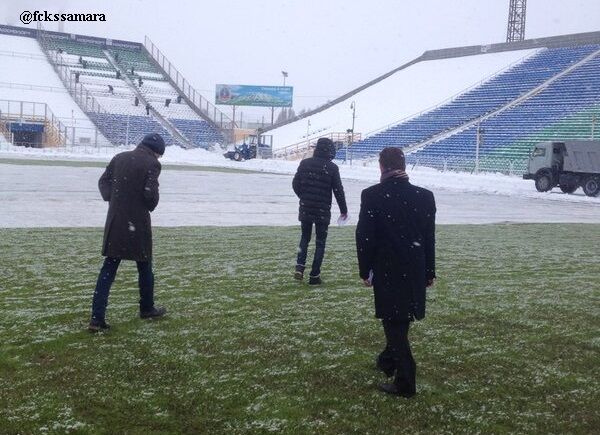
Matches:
[233,151,241,161]
[535,173,553,192]
[582,176,600,197]
[559,182,578,194]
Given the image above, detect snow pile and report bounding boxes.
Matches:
[1,143,598,205]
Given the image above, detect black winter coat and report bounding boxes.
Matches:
[356,177,436,321]
[292,144,347,224]
[99,145,161,262]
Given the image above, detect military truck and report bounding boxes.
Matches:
[523,140,600,197]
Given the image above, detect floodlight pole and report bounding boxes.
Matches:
[506,0,527,42]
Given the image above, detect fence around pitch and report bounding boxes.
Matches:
[341,151,529,175]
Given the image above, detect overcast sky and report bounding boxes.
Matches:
[1,0,599,120]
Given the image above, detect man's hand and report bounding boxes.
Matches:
[426,278,435,288]
[362,279,372,287]
[340,213,348,219]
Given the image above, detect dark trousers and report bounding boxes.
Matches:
[296,221,329,277]
[378,319,416,393]
[91,257,154,321]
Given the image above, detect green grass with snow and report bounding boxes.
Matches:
[0,225,598,434]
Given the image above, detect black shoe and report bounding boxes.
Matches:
[378,382,416,398]
[294,270,304,281]
[375,356,395,377]
[88,318,110,332]
[308,276,322,285]
[140,306,167,319]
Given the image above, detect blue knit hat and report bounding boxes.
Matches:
[141,133,165,155]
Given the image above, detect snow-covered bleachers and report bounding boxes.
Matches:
[349,45,600,159]
[409,48,600,170]
[41,37,223,147]
[0,33,109,148]
[2,29,226,148]
[269,49,540,150]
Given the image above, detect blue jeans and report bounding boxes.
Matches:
[296,221,329,277]
[91,257,154,321]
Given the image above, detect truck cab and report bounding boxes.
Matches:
[525,142,565,177]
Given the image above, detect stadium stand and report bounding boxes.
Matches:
[37,32,223,148]
[350,45,600,162]
[2,24,599,168]
[407,46,600,171]
[0,33,110,147]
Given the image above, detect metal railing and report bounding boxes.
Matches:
[143,36,233,131]
[406,155,528,175]
[0,99,66,146]
[273,132,362,159]
[350,153,528,175]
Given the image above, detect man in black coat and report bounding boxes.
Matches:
[356,147,436,397]
[88,133,167,331]
[292,137,348,285]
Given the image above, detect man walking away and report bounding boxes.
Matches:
[89,133,168,331]
[356,147,436,397]
[292,137,348,285]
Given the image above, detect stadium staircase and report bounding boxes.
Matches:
[143,36,233,144]
[348,45,600,172]
[102,49,192,148]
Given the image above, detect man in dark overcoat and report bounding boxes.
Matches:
[88,133,167,331]
[292,137,348,285]
[356,147,436,397]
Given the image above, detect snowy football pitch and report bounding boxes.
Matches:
[1,224,598,433]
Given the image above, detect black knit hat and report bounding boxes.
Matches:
[141,133,165,155]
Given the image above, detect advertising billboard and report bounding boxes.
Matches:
[215,84,293,107]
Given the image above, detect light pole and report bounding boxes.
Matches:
[277,71,288,124]
[349,101,356,165]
